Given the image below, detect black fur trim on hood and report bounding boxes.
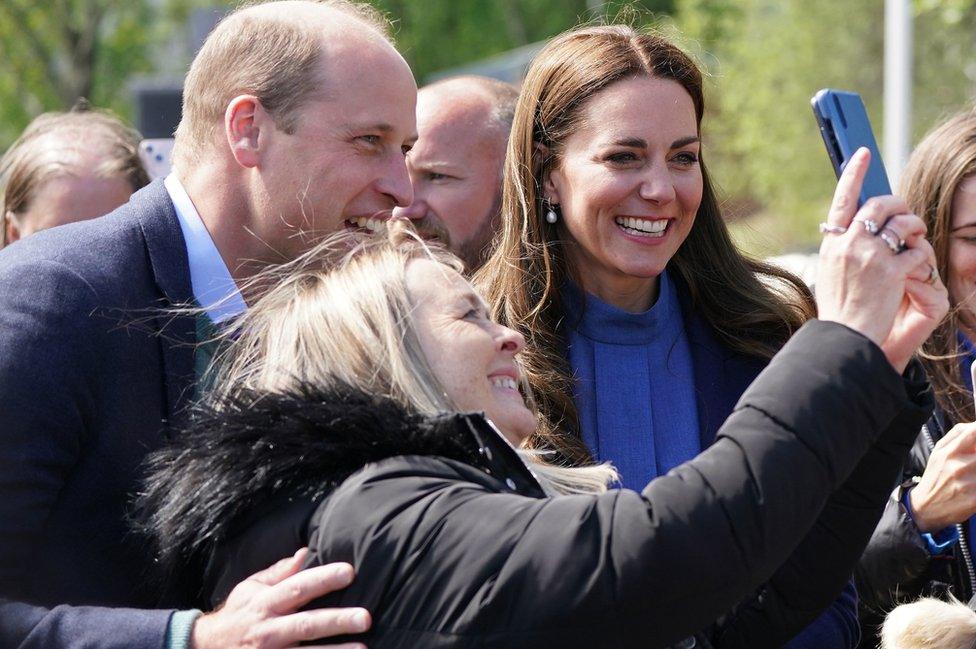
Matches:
[135,385,488,574]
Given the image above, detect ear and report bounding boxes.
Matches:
[4,211,20,245]
[224,95,271,169]
[533,141,561,204]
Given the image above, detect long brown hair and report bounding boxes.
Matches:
[475,24,814,465]
[901,109,976,425]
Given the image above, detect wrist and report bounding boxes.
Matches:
[189,611,217,649]
[907,483,940,533]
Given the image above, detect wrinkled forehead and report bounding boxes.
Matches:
[404,258,480,307]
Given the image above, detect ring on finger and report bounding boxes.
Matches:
[857,218,881,234]
[927,264,940,285]
[819,222,848,235]
[879,227,907,254]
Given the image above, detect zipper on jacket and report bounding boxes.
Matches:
[921,423,976,591]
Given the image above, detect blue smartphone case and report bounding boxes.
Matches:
[811,89,892,206]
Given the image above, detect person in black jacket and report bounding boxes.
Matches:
[140,177,945,649]
[856,109,976,641]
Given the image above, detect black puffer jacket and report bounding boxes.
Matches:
[856,407,976,638]
[140,321,932,649]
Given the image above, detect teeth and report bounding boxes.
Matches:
[490,376,518,391]
[614,216,668,237]
[352,217,384,233]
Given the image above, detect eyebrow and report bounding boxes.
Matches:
[355,122,393,133]
[461,291,487,310]
[608,135,701,149]
[411,160,458,173]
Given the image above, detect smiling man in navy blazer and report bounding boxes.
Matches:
[0,1,417,647]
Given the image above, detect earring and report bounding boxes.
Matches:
[545,203,559,224]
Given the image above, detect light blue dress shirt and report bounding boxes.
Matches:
[164,174,246,323]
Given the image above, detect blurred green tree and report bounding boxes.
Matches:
[674,0,976,253]
[375,0,673,82]
[0,0,672,149]
[0,0,163,146]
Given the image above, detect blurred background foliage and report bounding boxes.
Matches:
[0,0,973,253]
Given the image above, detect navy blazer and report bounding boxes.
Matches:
[0,181,196,647]
[677,283,859,647]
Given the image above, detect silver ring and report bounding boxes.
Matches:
[927,264,939,285]
[879,228,907,254]
[858,218,881,235]
[819,223,848,235]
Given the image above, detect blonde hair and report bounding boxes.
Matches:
[1,105,148,245]
[881,596,976,649]
[211,221,616,495]
[475,24,814,465]
[172,0,392,168]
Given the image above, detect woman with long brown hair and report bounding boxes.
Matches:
[476,23,928,646]
[857,109,976,635]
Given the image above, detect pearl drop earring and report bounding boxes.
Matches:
[546,204,558,224]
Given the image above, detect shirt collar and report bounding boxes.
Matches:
[164,174,247,324]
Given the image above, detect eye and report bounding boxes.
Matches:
[463,306,488,321]
[672,151,699,166]
[427,172,453,182]
[606,151,640,164]
[356,134,381,146]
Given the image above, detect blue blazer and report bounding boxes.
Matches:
[0,181,196,647]
[677,283,859,648]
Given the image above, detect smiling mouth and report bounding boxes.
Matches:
[490,376,519,391]
[345,216,386,233]
[614,216,670,238]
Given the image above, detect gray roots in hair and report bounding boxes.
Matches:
[209,222,617,495]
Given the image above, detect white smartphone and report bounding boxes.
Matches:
[138,138,175,181]
[971,361,976,420]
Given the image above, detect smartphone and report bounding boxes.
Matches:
[811,89,892,206]
[138,138,175,181]
[971,361,976,420]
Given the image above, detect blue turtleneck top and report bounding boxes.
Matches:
[563,270,700,491]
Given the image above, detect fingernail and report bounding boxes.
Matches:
[334,563,354,584]
[350,609,371,631]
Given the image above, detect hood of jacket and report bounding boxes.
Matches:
[137,385,513,575]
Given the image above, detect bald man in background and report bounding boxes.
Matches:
[395,75,517,271]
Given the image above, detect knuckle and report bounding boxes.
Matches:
[295,615,316,639]
[285,583,306,604]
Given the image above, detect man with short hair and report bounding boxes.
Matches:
[394,75,517,271]
[0,2,416,647]
[1,106,150,247]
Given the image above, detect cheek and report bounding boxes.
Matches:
[949,247,976,305]
[561,174,630,226]
[675,171,704,216]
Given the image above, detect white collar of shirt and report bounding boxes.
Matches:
[164,174,247,324]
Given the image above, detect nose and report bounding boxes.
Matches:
[392,195,428,222]
[379,153,414,208]
[497,324,525,355]
[639,162,676,205]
